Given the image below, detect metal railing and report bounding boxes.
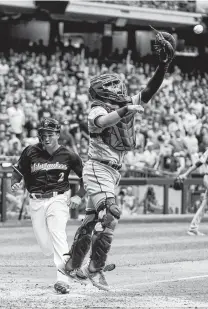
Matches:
[0,163,204,222]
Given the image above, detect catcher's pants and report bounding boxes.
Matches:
[83,160,121,209]
[29,193,69,283]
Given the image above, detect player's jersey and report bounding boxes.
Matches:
[13,143,83,194]
[88,93,142,165]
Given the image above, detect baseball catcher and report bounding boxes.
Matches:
[59,27,176,291]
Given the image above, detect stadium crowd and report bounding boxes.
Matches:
[0,40,207,178]
[90,0,196,12]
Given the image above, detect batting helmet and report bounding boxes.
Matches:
[89,73,130,106]
[38,118,60,137]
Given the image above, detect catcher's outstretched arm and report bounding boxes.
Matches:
[141,27,175,104]
[141,63,168,104]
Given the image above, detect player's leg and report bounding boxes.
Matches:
[188,188,208,236]
[63,196,97,274]
[75,194,120,291]
[29,198,53,256]
[77,162,121,290]
[45,195,70,285]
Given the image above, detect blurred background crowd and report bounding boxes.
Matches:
[92,0,197,12]
[1,0,208,218]
[0,41,208,177]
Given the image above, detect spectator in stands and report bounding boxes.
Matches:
[59,120,78,153]
[23,129,39,146]
[0,101,9,125]
[8,131,22,155]
[0,125,9,155]
[7,97,25,139]
[169,129,189,173]
[143,142,158,169]
[184,128,199,164]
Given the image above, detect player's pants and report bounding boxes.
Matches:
[83,160,121,270]
[189,177,208,232]
[83,160,121,210]
[29,193,69,283]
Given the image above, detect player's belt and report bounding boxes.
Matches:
[90,158,122,171]
[29,191,65,199]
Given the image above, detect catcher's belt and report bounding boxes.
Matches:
[90,158,122,171]
[30,191,65,199]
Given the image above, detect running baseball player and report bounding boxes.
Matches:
[11,118,85,294]
[176,148,208,236]
[59,29,176,290]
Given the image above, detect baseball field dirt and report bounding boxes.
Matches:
[1,221,208,308]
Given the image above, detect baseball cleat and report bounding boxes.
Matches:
[187,230,205,236]
[103,263,116,272]
[58,264,88,286]
[54,281,70,294]
[76,264,109,291]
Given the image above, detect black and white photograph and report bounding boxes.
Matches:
[1,0,208,308]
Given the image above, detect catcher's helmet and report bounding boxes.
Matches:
[89,73,129,106]
[38,118,60,136]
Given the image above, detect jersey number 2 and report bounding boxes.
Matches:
[58,172,64,182]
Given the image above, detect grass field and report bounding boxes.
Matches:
[1,220,208,308]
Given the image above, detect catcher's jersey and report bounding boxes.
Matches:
[88,93,142,165]
[12,143,83,194]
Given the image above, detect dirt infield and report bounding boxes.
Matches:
[1,221,208,308]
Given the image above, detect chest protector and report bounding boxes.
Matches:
[91,101,136,152]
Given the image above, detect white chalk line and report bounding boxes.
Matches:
[113,273,208,292]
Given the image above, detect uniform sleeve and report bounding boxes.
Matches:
[16,146,31,175]
[70,152,84,178]
[199,149,208,164]
[131,92,143,105]
[11,146,31,185]
[88,106,108,133]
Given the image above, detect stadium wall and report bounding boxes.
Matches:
[9,21,50,45]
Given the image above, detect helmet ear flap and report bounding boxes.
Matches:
[89,87,97,100]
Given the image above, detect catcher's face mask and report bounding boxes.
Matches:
[89,74,129,106]
[102,77,127,97]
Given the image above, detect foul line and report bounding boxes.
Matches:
[121,274,208,290]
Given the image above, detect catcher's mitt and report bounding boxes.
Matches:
[150,25,176,64]
[173,177,184,190]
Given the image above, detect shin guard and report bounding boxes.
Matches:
[66,211,97,270]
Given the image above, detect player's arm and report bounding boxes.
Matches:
[140,63,168,104]
[135,30,175,105]
[95,105,144,129]
[178,150,208,179]
[11,146,30,191]
[69,153,86,209]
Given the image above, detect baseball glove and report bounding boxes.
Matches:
[173,177,184,190]
[150,25,176,64]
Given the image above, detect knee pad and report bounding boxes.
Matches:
[98,197,121,230]
[89,198,121,271]
[66,211,97,270]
